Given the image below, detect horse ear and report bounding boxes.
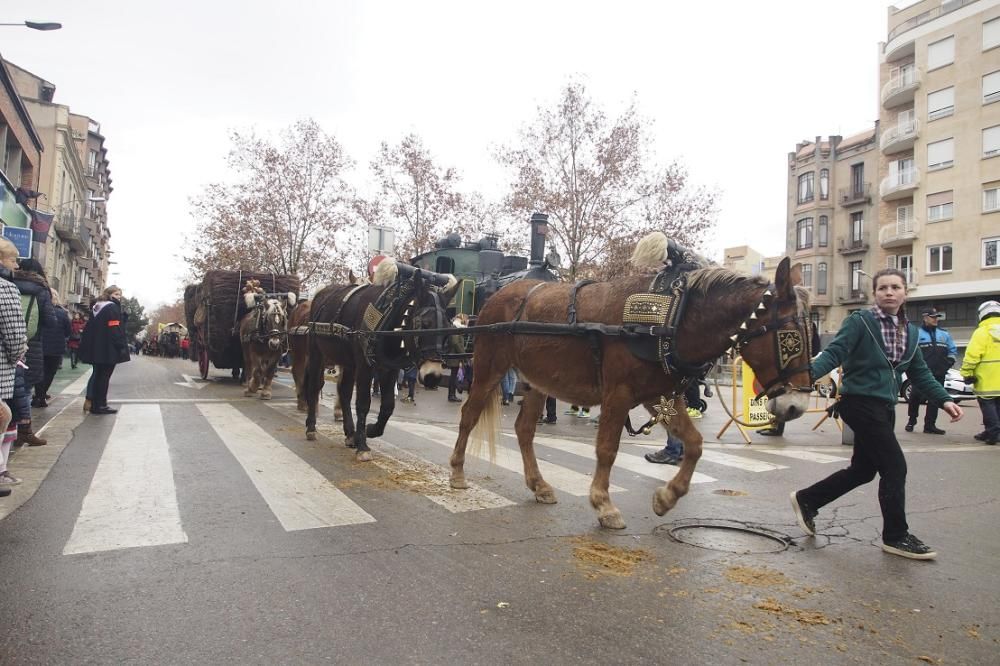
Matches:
[348,269,358,285]
[774,257,794,298]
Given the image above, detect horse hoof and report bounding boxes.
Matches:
[356,450,373,462]
[534,489,558,504]
[450,476,469,490]
[652,487,678,516]
[260,393,271,401]
[598,510,626,530]
[344,436,356,448]
[306,431,317,441]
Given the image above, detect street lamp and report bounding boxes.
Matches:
[0,21,62,31]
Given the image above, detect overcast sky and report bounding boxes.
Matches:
[2,0,910,310]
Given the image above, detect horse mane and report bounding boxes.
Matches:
[687,267,811,317]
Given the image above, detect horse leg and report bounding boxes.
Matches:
[652,408,703,516]
[590,399,629,529]
[512,391,556,503]
[352,369,374,462]
[365,368,396,439]
[260,358,277,400]
[338,365,356,445]
[243,346,256,396]
[304,350,323,441]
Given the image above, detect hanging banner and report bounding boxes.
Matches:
[741,361,772,428]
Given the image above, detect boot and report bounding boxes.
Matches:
[16,423,47,447]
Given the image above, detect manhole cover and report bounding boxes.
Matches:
[656,519,791,554]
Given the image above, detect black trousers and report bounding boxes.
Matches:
[907,374,945,427]
[35,354,63,399]
[91,364,116,408]
[798,395,909,542]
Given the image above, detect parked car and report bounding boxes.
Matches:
[899,368,974,403]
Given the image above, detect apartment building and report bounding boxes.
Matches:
[6,60,113,306]
[0,56,42,239]
[722,245,781,283]
[787,0,1000,348]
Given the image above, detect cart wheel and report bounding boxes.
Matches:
[199,347,209,379]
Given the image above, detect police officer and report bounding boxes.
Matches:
[905,307,956,435]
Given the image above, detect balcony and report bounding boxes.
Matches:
[903,268,919,290]
[54,212,89,254]
[75,254,95,270]
[880,119,919,154]
[837,233,870,255]
[879,218,920,249]
[836,284,868,304]
[880,167,920,200]
[839,184,872,206]
[881,69,920,109]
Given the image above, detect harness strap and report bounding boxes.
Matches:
[513,283,547,322]
[567,279,595,325]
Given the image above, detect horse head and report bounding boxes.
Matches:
[732,257,813,422]
[249,291,297,351]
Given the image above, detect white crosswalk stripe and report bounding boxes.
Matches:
[64,404,188,555]
[198,403,375,531]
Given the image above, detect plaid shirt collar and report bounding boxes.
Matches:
[871,304,908,363]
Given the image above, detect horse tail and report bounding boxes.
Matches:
[469,383,500,464]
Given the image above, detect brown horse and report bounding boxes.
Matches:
[449,234,813,529]
[304,259,460,460]
[239,290,297,400]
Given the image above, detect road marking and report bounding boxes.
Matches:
[198,403,375,531]
[750,449,848,464]
[109,398,297,404]
[60,368,92,395]
[526,434,717,484]
[393,422,625,496]
[174,373,209,389]
[697,449,788,472]
[63,405,188,555]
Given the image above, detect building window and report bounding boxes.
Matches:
[927,138,954,170]
[850,211,864,243]
[818,215,828,247]
[817,262,827,295]
[985,236,1000,268]
[927,190,954,222]
[87,150,98,176]
[802,263,813,288]
[849,260,863,294]
[984,71,1000,104]
[927,87,955,119]
[796,217,813,250]
[984,186,1000,212]
[928,244,953,273]
[850,163,865,196]
[798,172,814,204]
[927,35,955,70]
[985,126,1000,158]
[985,17,1000,50]
[819,169,829,200]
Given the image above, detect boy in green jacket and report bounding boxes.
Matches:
[789,268,963,560]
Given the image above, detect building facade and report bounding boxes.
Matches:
[6,61,112,307]
[0,56,42,243]
[787,0,1000,349]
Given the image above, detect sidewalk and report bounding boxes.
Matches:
[47,358,92,396]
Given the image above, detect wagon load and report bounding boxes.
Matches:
[186,270,300,379]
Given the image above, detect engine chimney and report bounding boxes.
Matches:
[529,212,548,267]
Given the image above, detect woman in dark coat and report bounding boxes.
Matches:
[11,258,56,446]
[34,289,72,408]
[78,285,130,415]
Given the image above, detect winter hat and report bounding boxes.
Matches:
[978,300,1000,320]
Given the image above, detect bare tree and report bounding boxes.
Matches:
[368,134,466,260]
[186,119,363,289]
[498,82,718,280]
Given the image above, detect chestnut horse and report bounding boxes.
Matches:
[304,259,459,460]
[449,234,813,529]
[239,291,297,400]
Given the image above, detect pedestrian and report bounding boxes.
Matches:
[0,239,28,490]
[961,300,1000,445]
[564,405,591,418]
[33,289,72,408]
[644,431,685,465]
[500,368,517,406]
[68,311,85,368]
[789,268,963,560]
[446,315,467,403]
[905,307,956,435]
[77,285,131,415]
[400,364,418,404]
[10,258,55,447]
[180,336,190,361]
[539,395,557,424]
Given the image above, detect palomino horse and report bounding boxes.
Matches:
[239,288,297,400]
[449,233,813,529]
[304,259,459,460]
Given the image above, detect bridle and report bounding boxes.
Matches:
[253,297,289,350]
[407,281,450,363]
[730,285,814,401]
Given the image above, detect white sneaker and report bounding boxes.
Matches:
[0,471,22,485]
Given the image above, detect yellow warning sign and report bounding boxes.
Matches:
[741,361,772,428]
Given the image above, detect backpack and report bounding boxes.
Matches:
[21,294,39,340]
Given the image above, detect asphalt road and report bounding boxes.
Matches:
[0,355,997,664]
